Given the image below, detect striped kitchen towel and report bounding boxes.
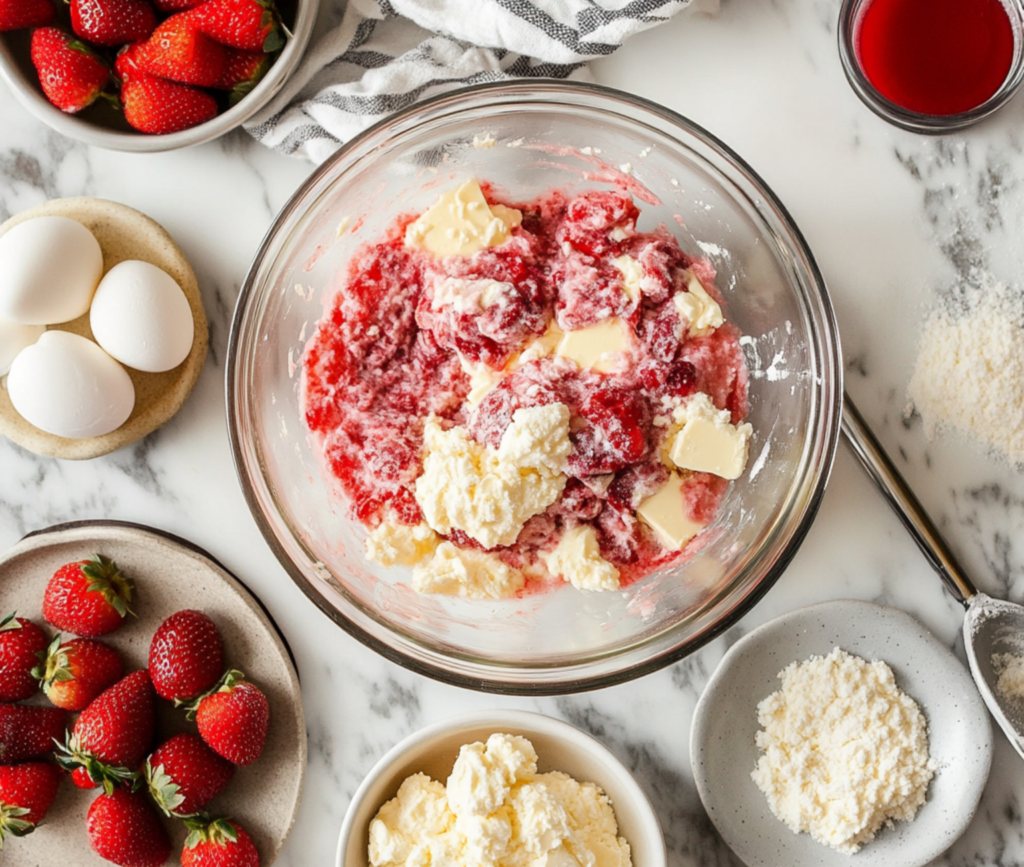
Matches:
[246,0,716,163]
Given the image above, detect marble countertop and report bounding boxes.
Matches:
[3,0,1024,864]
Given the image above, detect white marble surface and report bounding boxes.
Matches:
[2,0,1024,864]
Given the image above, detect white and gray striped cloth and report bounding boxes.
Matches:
[245,0,716,163]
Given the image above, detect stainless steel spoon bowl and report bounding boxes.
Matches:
[842,393,1024,760]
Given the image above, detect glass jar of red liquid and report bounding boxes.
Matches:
[839,0,1024,132]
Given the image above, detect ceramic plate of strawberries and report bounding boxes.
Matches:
[0,520,306,866]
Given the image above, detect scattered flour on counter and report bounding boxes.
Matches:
[992,652,1024,703]
[908,271,1024,465]
[751,647,937,854]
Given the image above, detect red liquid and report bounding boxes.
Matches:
[857,0,1015,115]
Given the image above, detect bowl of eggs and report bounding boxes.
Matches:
[0,197,207,459]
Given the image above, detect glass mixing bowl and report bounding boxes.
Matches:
[227,81,842,694]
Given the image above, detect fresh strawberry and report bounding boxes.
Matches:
[134,12,227,86]
[0,0,55,31]
[0,704,67,764]
[30,27,112,114]
[70,0,156,46]
[148,609,223,702]
[88,787,172,867]
[121,71,218,133]
[189,0,282,52]
[33,634,123,711]
[43,555,135,636]
[0,613,48,702]
[191,671,268,766]
[212,46,266,100]
[145,733,234,817]
[0,762,64,847]
[151,0,202,12]
[181,817,259,867]
[56,669,155,793]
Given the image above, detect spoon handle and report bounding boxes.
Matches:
[841,393,978,606]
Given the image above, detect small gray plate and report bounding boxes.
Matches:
[691,599,992,867]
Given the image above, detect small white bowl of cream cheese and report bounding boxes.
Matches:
[336,709,665,867]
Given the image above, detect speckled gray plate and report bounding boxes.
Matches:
[0,521,306,866]
[691,599,992,867]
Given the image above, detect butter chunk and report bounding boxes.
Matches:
[365,520,439,567]
[667,392,751,480]
[414,405,570,548]
[405,180,522,257]
[555,317,633,373]
[412,542,525,599]
[612,254,643,304]
[673,270,724,337]
[542,525,620,592]
[636,473,704,551]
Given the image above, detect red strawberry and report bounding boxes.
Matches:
[0,762,64,845]
[88,787,172,867]
[30,27,112,114]
[145,733,234,817]
[43,555,135,636]
[190,0,282,52]
[191,671,268,765]
[0,704,68,764]
[121,71,218,134]
[148,609,223,702]
[0,0,55,31]
[33,634,123,711]
[70,0,156,46]
[134,12,227,86]
[151,0,202,13]
[56,670,155,792]
[181,817,259,867]
[0,613,48,701]
[212,46,266,99]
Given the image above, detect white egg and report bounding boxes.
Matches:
[0,316,45,376]
[89,260,195,373]
[0,216,104,325]
[7,330,135,439]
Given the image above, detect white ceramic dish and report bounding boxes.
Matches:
[0,520,306,867]
[0,0,317,152]
[336,709,665,867]
[690,599,993,867]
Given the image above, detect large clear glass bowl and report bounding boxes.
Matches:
[227,81,842,693]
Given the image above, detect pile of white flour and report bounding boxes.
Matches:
[751,647,937,854]
[908,272,1024,465]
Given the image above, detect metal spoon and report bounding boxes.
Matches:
[841,393,1024,760]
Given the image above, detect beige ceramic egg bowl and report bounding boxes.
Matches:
[336,709,667,867]
[0,197,208,459]
[0,0,318,152]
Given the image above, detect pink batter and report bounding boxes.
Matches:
[302,185,748,591]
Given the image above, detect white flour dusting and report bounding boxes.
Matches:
[992,653,1024,703]
[908,271,1024,465]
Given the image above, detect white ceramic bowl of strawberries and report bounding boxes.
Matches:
[0,0,317,150]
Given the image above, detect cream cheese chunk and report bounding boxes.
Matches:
[369,733,632,867]
[673,271,724,337]
[666,392,751,480]
[414,405,571,548]
[365,520,440,567]
[542,524,620,592]
[405,180,522,257]
[555,317,633,373]
[412,542,525,599]
[636,473,704,551]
